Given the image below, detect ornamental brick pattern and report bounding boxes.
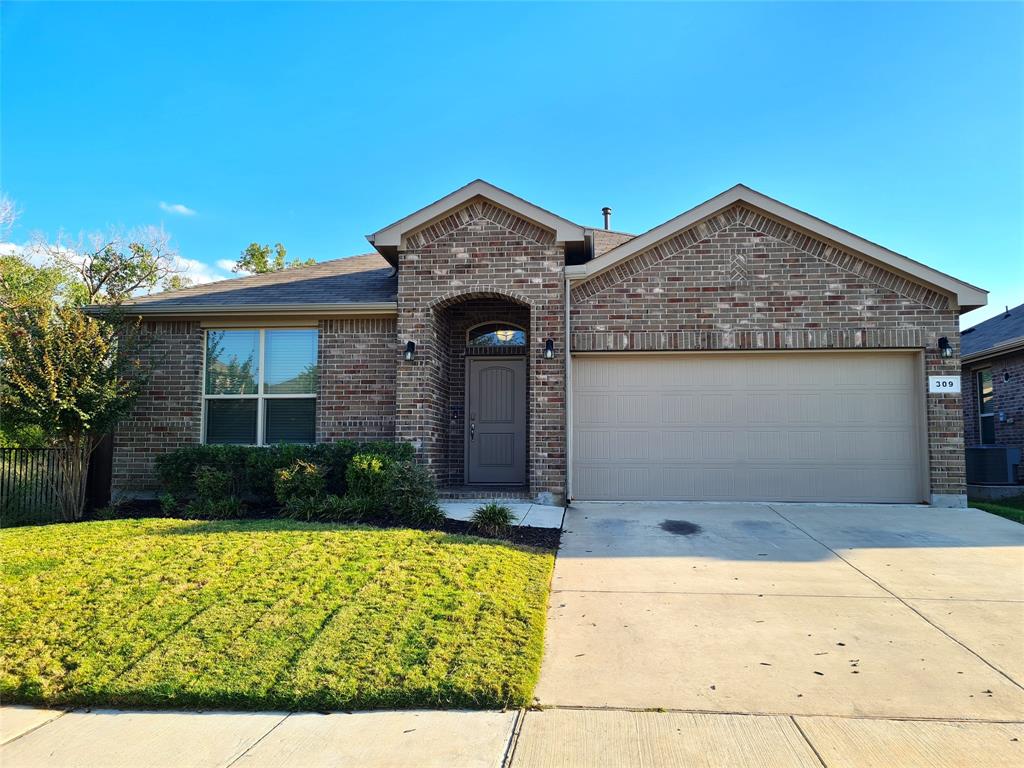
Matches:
[570,205,964,499]
[317,317,397,441]
[963,351,1024,482]
[112,320,203,495]
[395,198,566,502]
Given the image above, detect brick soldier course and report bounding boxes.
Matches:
[106,181,986,506]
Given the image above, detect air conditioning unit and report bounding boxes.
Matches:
[966,447,1022,485]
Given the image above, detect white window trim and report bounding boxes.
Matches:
[202,328,317,446]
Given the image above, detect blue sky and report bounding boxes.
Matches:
[2,1,1021,326]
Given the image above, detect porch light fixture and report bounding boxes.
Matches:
[403,340,416,361]
[544,338,555,359]
[937,337,952,358]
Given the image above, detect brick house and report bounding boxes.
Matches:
[961,303,1024,486]
[108,180,987,507]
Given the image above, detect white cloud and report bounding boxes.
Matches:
[216,258,242,273]
[159,201,197,216]
[170,255,230,285]
[0,241,23,257]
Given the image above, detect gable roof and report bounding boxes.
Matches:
[92,253,397,316]
[961,303,1024,362]
[367,179,587,264]
[565,184,987,312]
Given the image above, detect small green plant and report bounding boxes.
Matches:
[470,503,516,538]
[283,494,355,522]
[274,459,326,504]
[186,496,245,519]
[92,502,125,521]
[158,493,178,516]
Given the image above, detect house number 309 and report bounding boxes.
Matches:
[928,376,961,394]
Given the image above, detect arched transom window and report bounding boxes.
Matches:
[467,323,527,349]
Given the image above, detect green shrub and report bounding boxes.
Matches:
[194,466,233,501]
[346,452,393,499]
[470,502,516,538]
[185,496,245,519]
[283,494,359,523]
[385,460,443,528]
[158,493,178,516]
[274,460,326,504]
[155,441,414,506]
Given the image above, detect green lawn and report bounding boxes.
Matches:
[0,519,554,710]
[970,495,1024,525]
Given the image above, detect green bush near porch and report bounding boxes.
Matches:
[154,441,414,507]
[0,518,554,710]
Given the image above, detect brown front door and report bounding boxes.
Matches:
[466,357,527,485]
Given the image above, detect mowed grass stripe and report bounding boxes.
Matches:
[0,519,554,710]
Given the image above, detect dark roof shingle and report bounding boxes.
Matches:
[123,253,396,309]
[961,303,1024,357]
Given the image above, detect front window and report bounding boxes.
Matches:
[203,328,318,445]
[977,368,995,444]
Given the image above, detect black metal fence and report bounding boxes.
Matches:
[0,448,69,527]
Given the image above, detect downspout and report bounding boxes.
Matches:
[564,270,573,504]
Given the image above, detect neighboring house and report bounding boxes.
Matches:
[961,303,1024,486]
[101,181,987,507]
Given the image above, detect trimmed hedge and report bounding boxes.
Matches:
[155,441,414,507]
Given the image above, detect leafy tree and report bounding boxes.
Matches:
[234,242,314,274]
[0,305,146,520]
[163,273,194,292]
[0,253,88,312]
[32,226,185,305]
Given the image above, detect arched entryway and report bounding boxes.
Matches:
[433,293,530,488]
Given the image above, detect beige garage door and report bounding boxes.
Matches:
[572,352,925,503]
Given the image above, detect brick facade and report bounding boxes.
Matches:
[317,317,397,441]
[111,193,974,505]
[963,351,1024,482]
[570,204,965,501]
[113,320,203,494]
[394,198,566,503]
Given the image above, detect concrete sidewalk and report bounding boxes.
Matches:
[5,705,1023,767]
[0,707,518,768]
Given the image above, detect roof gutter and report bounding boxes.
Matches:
[83,302,399,318]
[962,335,1024,365]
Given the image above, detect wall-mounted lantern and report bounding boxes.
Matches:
[937,337,953,359]
[544,338,555,359]
[404,341,416,361]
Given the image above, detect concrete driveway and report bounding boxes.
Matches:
[534,502,1024,721]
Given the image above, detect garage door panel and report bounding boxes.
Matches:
[572,353,923,503]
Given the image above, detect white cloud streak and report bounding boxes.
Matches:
[159,201,197,216]
[170,255,231,285]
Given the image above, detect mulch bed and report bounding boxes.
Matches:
[94,499,561,551]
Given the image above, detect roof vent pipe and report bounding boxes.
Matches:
[601,207,612,230]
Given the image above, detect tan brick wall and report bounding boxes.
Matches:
[570,203,965,501]
[112,320,203,494]
[317,317,397,441]
[395,198,566,503]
